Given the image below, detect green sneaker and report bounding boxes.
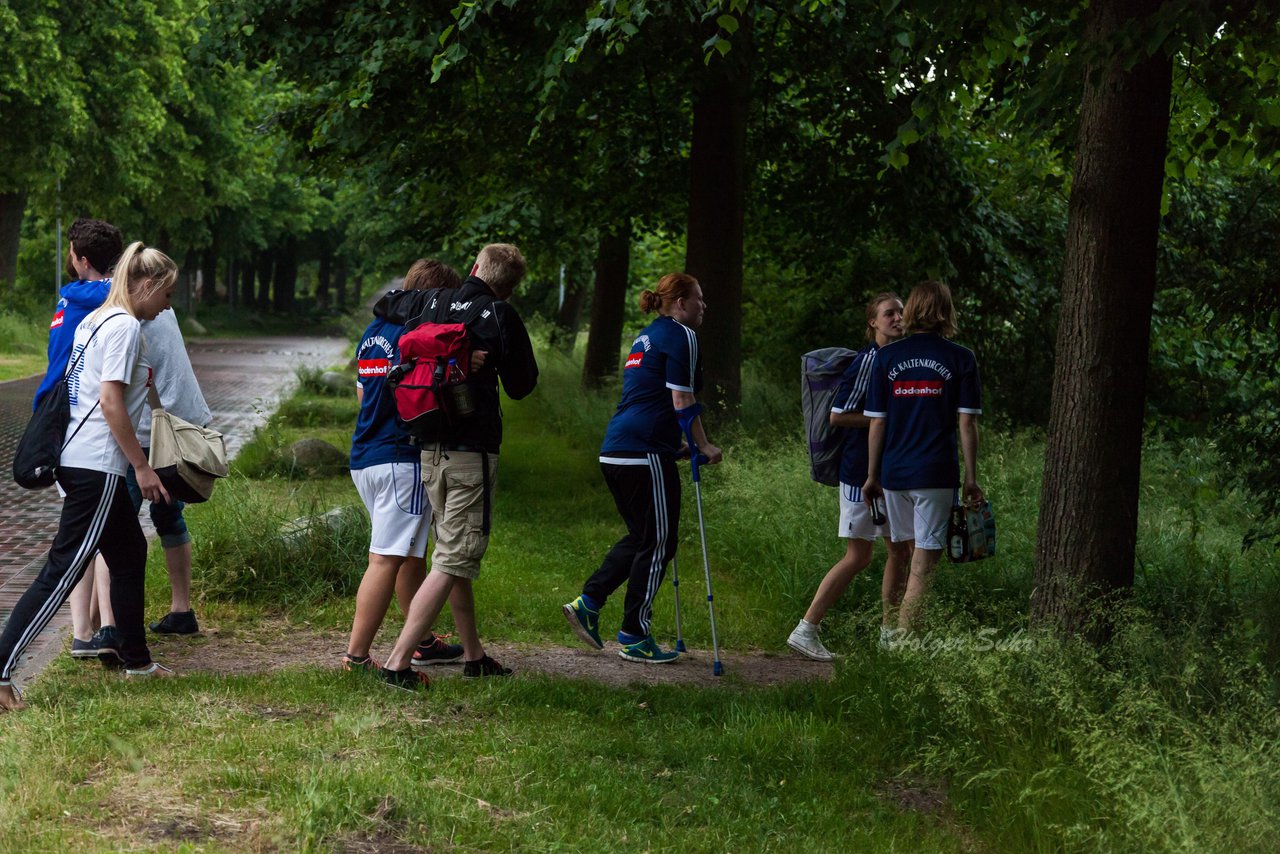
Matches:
[617,636,680,664]
[562,596,603,650]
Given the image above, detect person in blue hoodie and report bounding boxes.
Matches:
[34,219,121,410]
[34,219,124,663]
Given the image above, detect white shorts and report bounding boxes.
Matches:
[838,483,889,540]
[351,461,431,558]
[884,487,952,550]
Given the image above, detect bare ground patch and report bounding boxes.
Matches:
[146,618,834,689]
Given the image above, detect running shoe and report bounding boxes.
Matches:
[617,636,679,664]
[462,655,513,678]
[412,634,464,667]
[379,666,430,692]
[562,596,603,650]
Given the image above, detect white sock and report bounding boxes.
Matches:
[795,619,818,636]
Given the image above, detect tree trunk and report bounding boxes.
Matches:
[256,249,274,308]
[273,238,298,314]
[182,251,200,315]
[227,256,238,310]
[683,18,751,414]
[335,260,348,309]
[1031,0,1173,640]
[581,226,632,388]
[0,191,27,292]
[549,273,589,353]
[241,256,257,308]
[199,247,218,309]
[317,250,332,310]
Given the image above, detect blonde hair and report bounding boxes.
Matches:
[404,258,461,292]
[903,279,958,337]
[473,243,526,299]
[88,241,177,323]
[639,272,699,314]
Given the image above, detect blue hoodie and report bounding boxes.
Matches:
[33,278,111,410]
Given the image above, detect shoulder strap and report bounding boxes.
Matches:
[64,311,126,381]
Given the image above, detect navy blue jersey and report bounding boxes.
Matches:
[350,316,420,469]
[863,333,982,490]
[831,342,879,487]
[600,315,702,458]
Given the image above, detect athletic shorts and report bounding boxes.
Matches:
[838,482,889,540]
[351,461,430,558]
[884,487,952,550]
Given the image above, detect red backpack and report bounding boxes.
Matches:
[388,289,486,444]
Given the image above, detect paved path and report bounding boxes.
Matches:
[0,335,349,688]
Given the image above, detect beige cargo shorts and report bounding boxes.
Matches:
[421,450,497,580]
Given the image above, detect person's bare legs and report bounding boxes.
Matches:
[898,546,944,632]
[163,542,193,613]
[0,684,26,712]
[94,554,115,628]
[880,539,912,627]
[395,557,427,615]
[383,569,461,671]
[803,538,873,626]
[446,579,483,660]
[347,554,402,659]
[69,564,97,642]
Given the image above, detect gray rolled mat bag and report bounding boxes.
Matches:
[146,386,228,503]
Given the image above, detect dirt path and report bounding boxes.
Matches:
[147,618,834,688]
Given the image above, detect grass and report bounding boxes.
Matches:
[2,339,1279,851]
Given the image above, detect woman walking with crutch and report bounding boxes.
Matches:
[563,273,722,664]
[0,242,178,712]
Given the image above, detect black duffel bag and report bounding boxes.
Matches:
[12,317,116,489]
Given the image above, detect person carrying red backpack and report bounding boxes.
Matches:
[375,244,538,690]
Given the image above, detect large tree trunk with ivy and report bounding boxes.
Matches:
[683,23,750,414]
[0,191,26,291]
[1031,0,1173,640]
[581,226,631,388]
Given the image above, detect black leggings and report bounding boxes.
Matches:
[0,467,151,679]
[583,456,681,638]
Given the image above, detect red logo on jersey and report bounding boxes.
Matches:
[50,310,65,329]
[358,359,390,378]
[893,380,943,397]
[624,353,644,369]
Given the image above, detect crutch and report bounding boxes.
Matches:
[671,554,687,652]
[677,404,723,676]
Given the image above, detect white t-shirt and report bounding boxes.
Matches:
[60,308,152,477]
[136,309,211,447]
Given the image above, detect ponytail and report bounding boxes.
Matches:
[638,272,699,314]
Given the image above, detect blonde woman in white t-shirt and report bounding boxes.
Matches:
[0,242,178,712]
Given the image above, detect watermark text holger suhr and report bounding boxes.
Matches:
[884,628,1038,656]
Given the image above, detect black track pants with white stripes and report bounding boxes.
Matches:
[583,456,681,638]
[0,467,152,680]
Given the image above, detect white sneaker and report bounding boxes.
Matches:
[787,626,835,662]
